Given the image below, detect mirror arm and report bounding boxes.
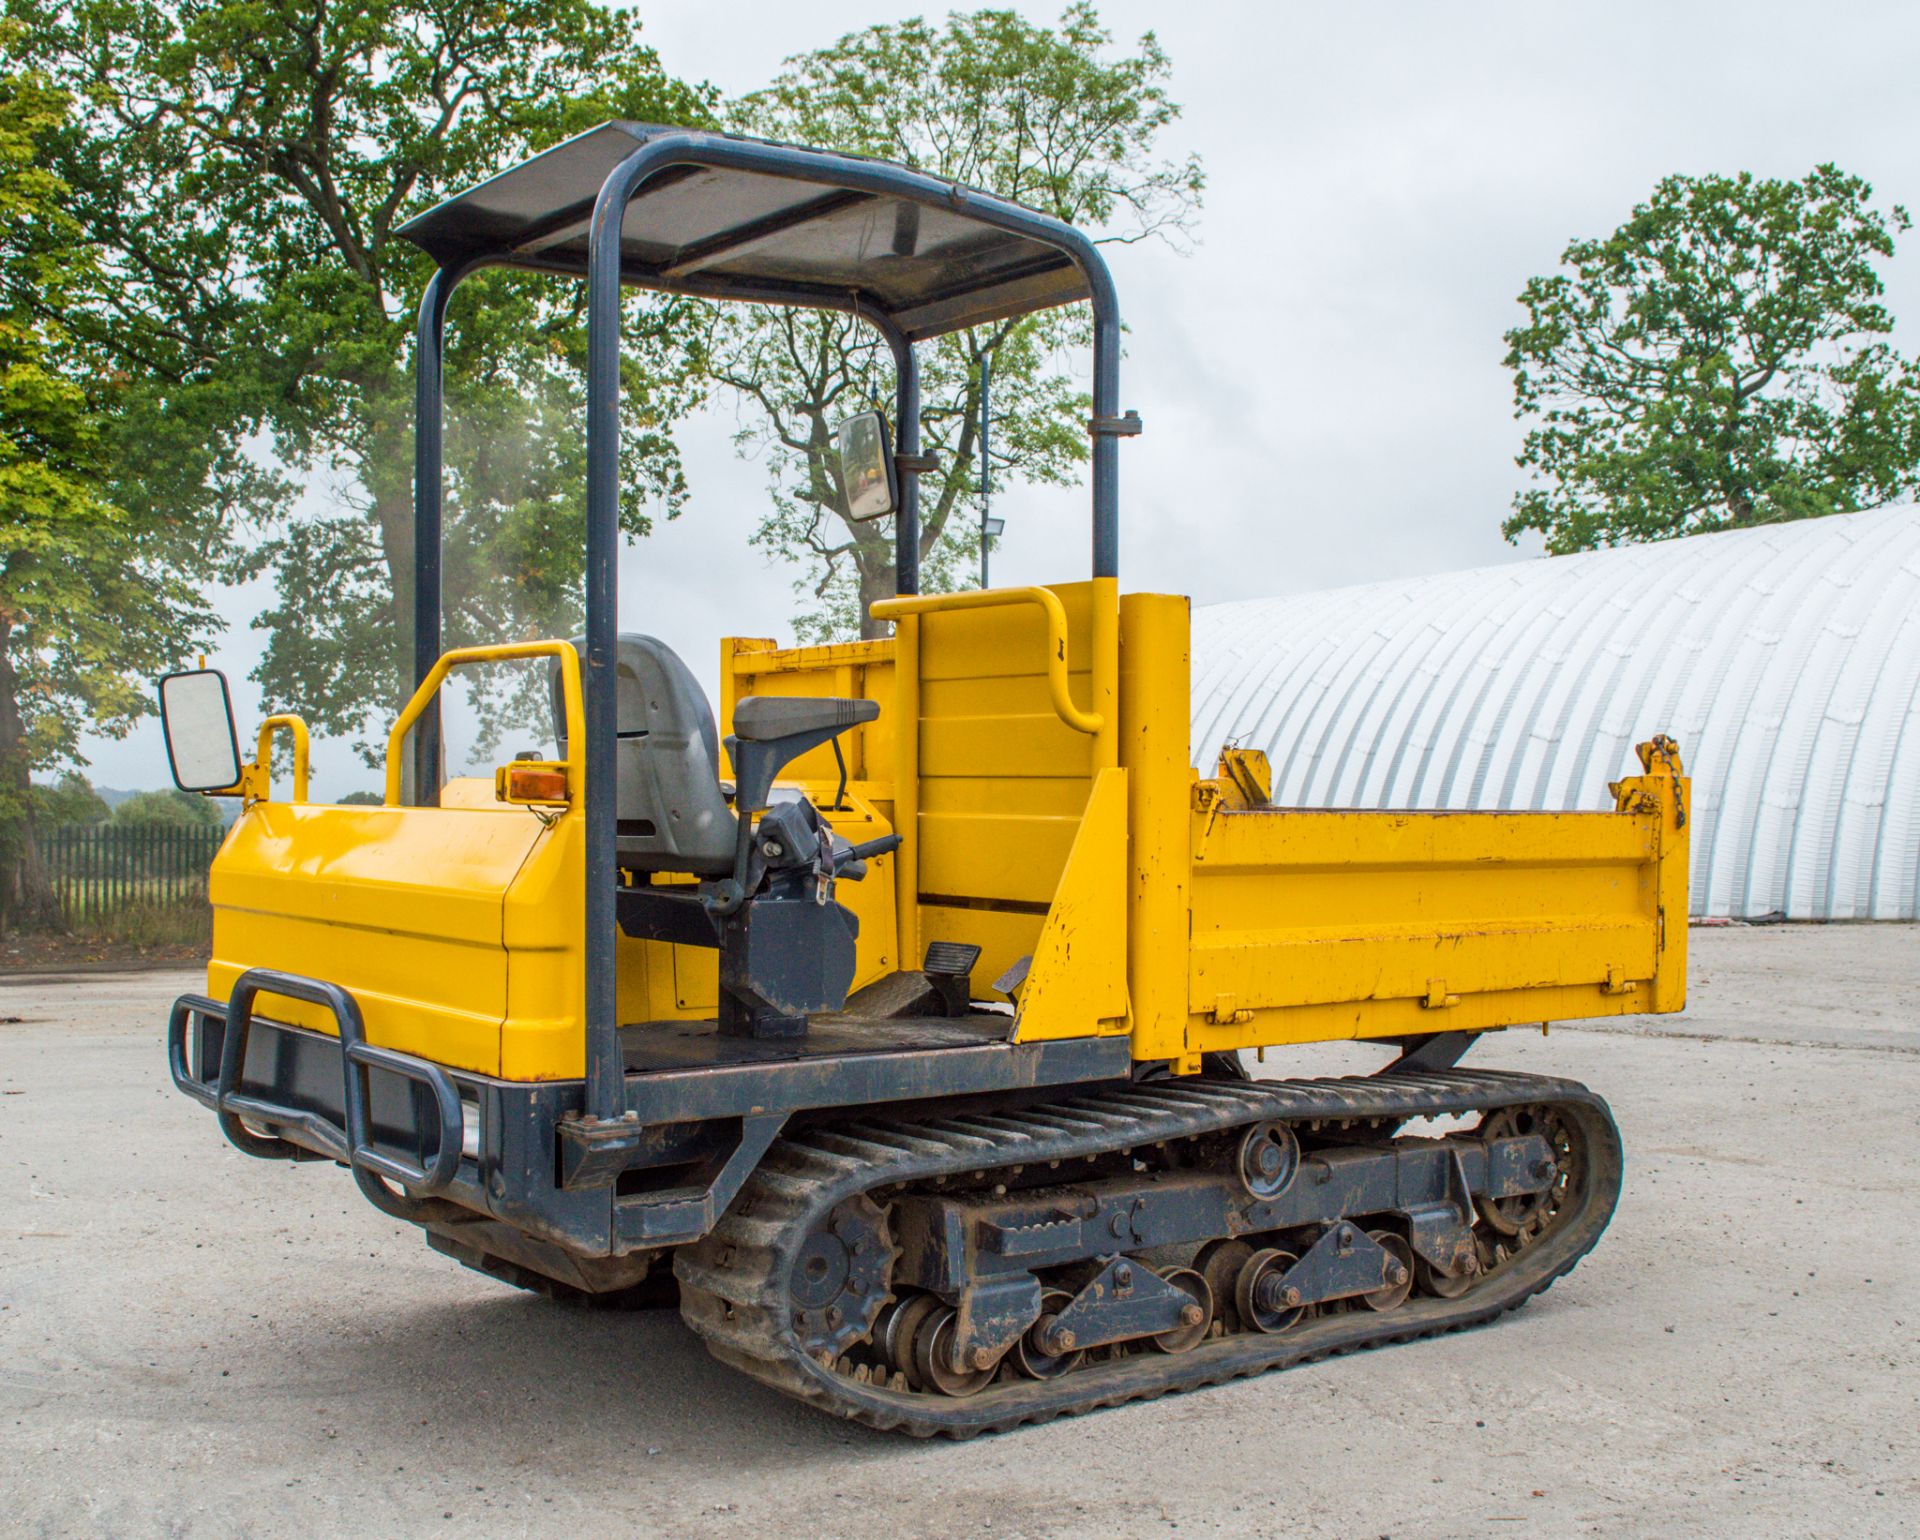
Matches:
[213,714,312,805]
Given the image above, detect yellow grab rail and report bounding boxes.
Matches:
[870,586,1104,735]
[255,715,311,803]
[383,640,584,806]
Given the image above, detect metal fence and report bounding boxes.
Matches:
[40,824,227,924]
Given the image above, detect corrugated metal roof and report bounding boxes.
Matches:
[1190,505,1920,920]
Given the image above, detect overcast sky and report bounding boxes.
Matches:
[81,0,1920,795]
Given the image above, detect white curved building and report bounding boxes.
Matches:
[1190,505,1920,921]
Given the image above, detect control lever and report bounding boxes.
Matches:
[831,833,903,882]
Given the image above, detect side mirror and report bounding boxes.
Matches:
[159,669,242,794]
[834,410,898,522]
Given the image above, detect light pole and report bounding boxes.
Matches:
[979,354,1004,588]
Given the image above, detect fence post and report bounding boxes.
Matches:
[48,826,63,927]
[40,820,227,929]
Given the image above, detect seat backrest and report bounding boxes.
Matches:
[552,635,737,875]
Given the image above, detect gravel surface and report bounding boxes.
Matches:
[0,926,1915,1539]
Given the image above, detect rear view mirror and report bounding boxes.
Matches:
[159,669,242,793]
[835,411,898,522]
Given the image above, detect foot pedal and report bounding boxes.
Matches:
[992,954,1032,1000]
[922,942,981,1018]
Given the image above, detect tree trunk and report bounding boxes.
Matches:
[857,555,897,642]
[368,411,417,668]
[0,631,64,935]
[367,408,432,798]
[3,824,63,938]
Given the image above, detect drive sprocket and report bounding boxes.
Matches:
[789,1191,897,1362]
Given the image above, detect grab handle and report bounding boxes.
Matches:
[384,639,584,806]
[869,587,1103,735]
[255,714,310,803]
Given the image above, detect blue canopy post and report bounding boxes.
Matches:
[409,268,449,809]
[408,255,490,808]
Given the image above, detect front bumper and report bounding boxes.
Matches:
[169,967,1135,1263]
[167,969,646,1257]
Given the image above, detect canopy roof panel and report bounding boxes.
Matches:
[396,123,1093,340]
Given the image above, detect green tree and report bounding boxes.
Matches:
[110,788,224,830]
[1505,165,1920,554]
[712,5,1202,640]
[0,54,222,930]
[30,770,108,827]
[11,1,715,761]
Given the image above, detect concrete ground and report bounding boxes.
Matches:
[0,926,1915,1539]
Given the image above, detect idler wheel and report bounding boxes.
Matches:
[1150,1267,1214,1353]
[1475,1106,1561,1238]
[1360,1231,1414,1311]
[1013,1288,1085,1380]
[1234,1247,1305,1334]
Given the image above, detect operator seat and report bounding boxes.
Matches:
[553,634,892,1036]
[552,632,882,890]
[551,635,737,876]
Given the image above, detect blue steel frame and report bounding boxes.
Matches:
[408,131,1125,1122]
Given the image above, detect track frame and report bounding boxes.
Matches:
[677,1067,1622,1436]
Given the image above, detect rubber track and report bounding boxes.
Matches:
[676,1067,1622,1437]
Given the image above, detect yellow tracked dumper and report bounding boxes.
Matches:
[160,124,1688,1435]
